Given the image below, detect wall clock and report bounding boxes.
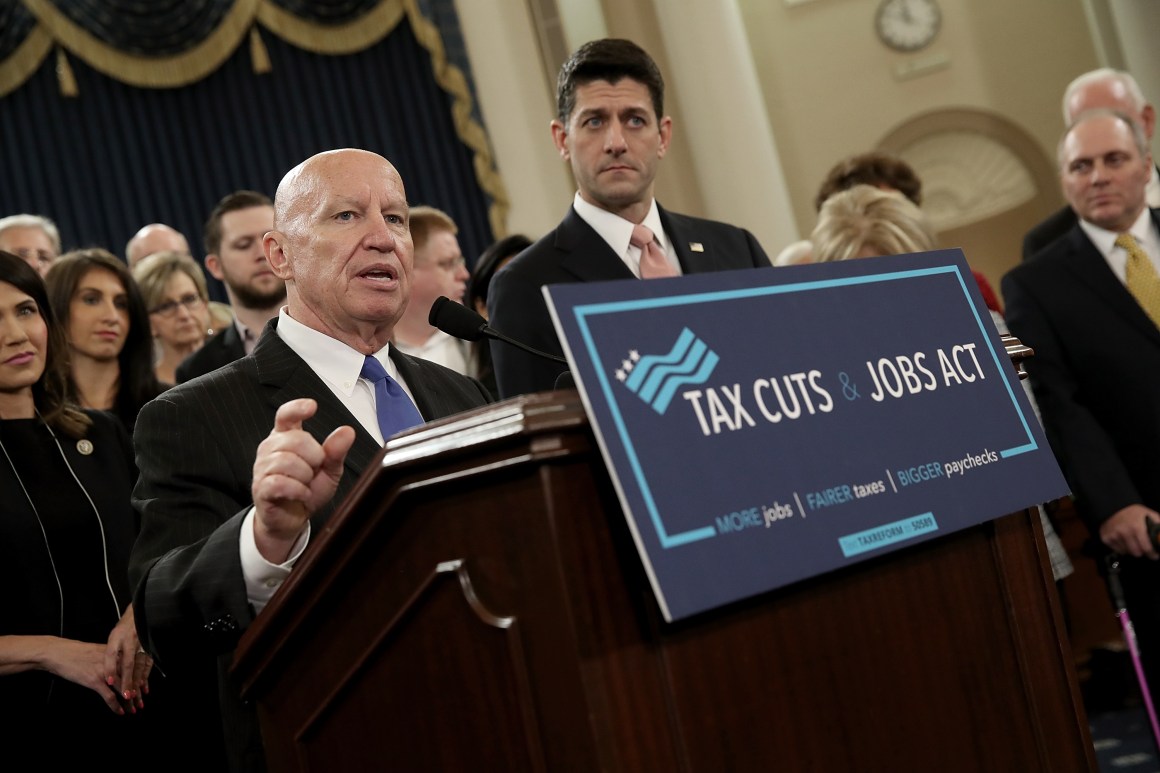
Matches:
[875,0,941,52]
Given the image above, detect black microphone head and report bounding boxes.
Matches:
[429,295,488,342]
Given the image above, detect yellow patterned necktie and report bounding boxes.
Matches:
[1115,232,1160,328]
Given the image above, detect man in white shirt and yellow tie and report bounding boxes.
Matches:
[1003,109,1160,707]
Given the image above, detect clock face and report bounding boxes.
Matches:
[875,0,941,52]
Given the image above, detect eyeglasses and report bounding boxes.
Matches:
[420,256,467,272]
[150,293,204,317]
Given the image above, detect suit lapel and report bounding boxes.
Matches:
[555,207,636,282]
[390,348,442,419]
[390,347,473,422]
[251,320,380,483]
[659,205,732,274]
[659,206,700,274]
[221,324,245,361]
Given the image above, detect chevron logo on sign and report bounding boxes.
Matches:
[615,328,719,415]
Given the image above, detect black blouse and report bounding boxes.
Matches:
[0,411,137,744]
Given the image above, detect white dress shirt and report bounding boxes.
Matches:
[394,329,469,375]
[572,192,682,277]
[1079,207,1160,284]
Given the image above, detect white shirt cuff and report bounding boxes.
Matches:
[239,507,311,613]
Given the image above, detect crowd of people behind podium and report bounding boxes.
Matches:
[1,34,1158,768]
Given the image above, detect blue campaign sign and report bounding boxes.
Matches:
[545,249,1069,622]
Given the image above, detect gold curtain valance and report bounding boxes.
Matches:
[5,0,411,91]
[0,0,509,237]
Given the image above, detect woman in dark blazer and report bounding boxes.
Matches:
[0,251,151,755]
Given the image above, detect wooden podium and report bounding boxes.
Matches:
[234,389,1096,772]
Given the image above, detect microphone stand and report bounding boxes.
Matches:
[428,295,568,365]
[480,326,568,365]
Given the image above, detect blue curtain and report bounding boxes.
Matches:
[0,5,498,301]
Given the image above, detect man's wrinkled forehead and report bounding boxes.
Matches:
[274,150,404,226]
[1064,119,1130,160]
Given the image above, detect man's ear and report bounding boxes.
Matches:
[657,116,673,159]
[551,119,570,161]
[203,254,225,281]
[1139,103,1156,137]
[264,232,293,280]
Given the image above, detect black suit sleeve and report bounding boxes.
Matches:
[488,263,570,398]
[1022,206,1076,261]
[174,353,196,385]
[1001,269,1141,527]
[742,228,771,268]
[130,391,258,669]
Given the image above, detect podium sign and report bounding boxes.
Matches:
[546,249,1068,621]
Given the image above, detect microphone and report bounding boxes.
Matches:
[429,296,568,365]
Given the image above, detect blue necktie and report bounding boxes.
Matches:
[360,355,424,441]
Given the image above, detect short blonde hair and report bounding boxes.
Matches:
[810,185,934,262]
[132,250,210,311]
[408,206,458,256]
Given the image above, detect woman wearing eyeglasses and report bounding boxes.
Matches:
[132,251,214,385]
[45,249,163,433]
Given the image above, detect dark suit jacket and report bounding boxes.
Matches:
[0,411,135,665]
[176,323,246,384]
[1023,165,1160,259]
[0,412,163,757]
[487,204,771,397]
[129,318,492,772]
[1002,209,1160,530]
[1021,205,1076,261]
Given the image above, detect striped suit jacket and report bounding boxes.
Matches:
[129,318,492,771]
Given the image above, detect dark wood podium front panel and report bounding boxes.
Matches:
[235,394,1095,772]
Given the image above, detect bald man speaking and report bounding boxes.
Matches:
[129,149,492,771]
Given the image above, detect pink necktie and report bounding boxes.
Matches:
[630,224,677,278]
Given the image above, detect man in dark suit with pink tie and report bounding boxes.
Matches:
[487,38,771,398]
[129,149,492,771]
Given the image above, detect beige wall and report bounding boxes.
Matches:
[453,0,574,242]
[457,0,1133,285]
[737,0,1098,276]
[1107,0,1160,133]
